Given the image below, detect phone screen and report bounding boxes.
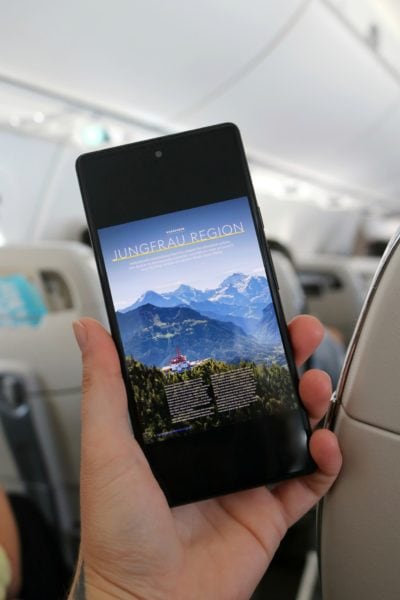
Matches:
[98,195,298,445]
[77,123,314,504]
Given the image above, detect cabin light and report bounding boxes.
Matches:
[317,194,360,211]
[80,124,110,147]
[297,183,314,199]
[9,115,21,127]
[314,194,332,209]
[47,121,62,135]
[252,173,286,197]
[33,111,45,124]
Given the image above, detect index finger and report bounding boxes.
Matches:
[288,315,324,367]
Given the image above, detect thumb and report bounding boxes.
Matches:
[72,319,165,572]
[72,317,132,441]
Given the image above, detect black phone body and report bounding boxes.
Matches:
[76,123,314,506]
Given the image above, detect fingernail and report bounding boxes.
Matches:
[72,320,88,352]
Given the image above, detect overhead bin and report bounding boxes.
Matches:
[176,1,400,199]
[0,0,306,120]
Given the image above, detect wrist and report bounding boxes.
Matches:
[85,566,142,600]
[68,559,148,600]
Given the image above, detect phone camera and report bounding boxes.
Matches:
[155,150,162,158]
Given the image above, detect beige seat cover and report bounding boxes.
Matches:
[318,230,400,600]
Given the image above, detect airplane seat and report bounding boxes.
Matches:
[269,243,307,322]
[269,242,345,387]
[297,255,369,345]
[0,242,108,561]
[347,255,381,299]
[318,229,400,600]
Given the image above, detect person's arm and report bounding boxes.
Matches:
[69,315,341,600]
[0,489,21,599]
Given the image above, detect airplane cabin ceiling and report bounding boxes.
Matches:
[0,0,400,210]
[0,0,303,121]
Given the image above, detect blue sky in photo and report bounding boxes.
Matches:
[98,196,269,310]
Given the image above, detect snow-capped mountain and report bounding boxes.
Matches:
[117,273,284,368]
[121,273,272,323]
[170,284,208,305]
[207,273,271,307]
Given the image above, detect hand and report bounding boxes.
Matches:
[70,315,341,600]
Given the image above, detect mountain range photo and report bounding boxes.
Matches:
[116,273,286,368]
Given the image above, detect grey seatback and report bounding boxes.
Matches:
[270,249,306,321]
[318,230,400,600]
[0,242,107,560]
[271,248,345,386]
[298,255,375,344]
[0,360,77,559]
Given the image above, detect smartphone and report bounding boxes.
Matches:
[76,123,315,506]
